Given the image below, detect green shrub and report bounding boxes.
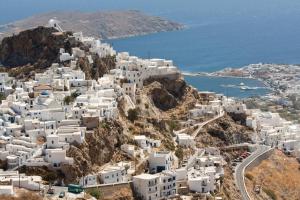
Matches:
[43,171,58,183]
[0,93,5,103]
[128,108,139,122]
[63,96,73,105]
[175,147,184,161]
[168,120,179,132]
[86,188,101,199]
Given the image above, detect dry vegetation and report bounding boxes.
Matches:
[245,150,300,200]
[0,190,41,200]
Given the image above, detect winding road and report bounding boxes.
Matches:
[234,145,271,200]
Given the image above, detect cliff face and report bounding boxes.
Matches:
[61,120,128,183]
[0,26,116,80]
[196,114,252,148]
[144,77,191,111]
[0,26,75,68]
[76,54,116,80]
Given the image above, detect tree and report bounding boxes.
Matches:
[63,96,73,105]
[175,147,184,161]
[127,108,139,122]
[168,120,179,133]
[0,93,5,104]
[64,92,80,105]
[71,92,80,99]
[64,85,68,91]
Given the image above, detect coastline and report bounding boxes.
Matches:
[182,71,255,79]
[182,69,274,99]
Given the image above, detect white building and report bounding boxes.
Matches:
[79,174,98,186]
[159,170,177,198]
[0,185,14,195]
[134,135,161,152]
[99,165,128,184]
[44,149,73,167]
[187,167,216,193]
[133,174,160,200]
[0,171,43,191]
[148,151,173,173]
[176,133,195,148]
[133,171,177,200]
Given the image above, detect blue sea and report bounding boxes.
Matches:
[1,0,300,98]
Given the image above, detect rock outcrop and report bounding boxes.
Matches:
[0,26,116,80]
[76,54,116,80]
[0,26,77,68]
[61,120,128,183]
[144,77,190,111]
[196,114,252,148]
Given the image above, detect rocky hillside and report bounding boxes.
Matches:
[61,120,128,184]
[196,114,253,148]
[0,26,75,68]
[143,77,199,118]
[245,150,300,200]
[0,26,116,80]
[0,10,183,40]
[76,54,116,80]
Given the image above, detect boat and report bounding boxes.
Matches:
[239,82,245,86]
[240,86,255,90]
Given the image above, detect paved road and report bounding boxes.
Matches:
[235,145,271,200]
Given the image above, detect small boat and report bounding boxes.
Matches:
[240,86,255,90]
[239,82,245,86]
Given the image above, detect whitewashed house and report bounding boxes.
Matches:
[159,170,177,198]
[133,173,160,200]
[99,165,128,184]
[0,185,14,195]
[44,149,73,167]
[148,151,173,173]
[176,133,195,148]
[79,174,98,186]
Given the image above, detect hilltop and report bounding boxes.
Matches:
[0,10,183,40]
[0,26,255,200]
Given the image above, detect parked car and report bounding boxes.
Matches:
[59,191,65,198]
[47,188,54,194]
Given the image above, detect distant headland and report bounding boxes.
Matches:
[0,10,184,40]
